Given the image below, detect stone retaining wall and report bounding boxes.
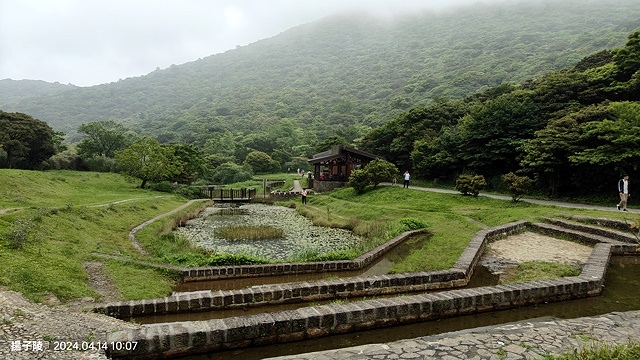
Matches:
[181,228,429,281]
[313,180,347,192]
[107,263,608,359]
[96,222,526,318]
[104,220,639,359]
[269,191,300,201]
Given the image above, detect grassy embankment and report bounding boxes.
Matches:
[0,169,201,302]
[294,185,635,273]
[1,170,635,303]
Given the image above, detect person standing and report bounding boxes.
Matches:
[617,173,630,211]
[403,171,410,188]
[301,189,307,204]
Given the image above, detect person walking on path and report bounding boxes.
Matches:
[403,171,410,188]
[301,189,307,204]
[618,173,630,211]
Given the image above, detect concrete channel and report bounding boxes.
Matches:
[95,218,640,359]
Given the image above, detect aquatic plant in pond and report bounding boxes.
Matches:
[176,204,364,261]
[217,225,284,240]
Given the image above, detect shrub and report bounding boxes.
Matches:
[364,158,398,187]
[148,181,175,193]
[455,174,487,197]
[349,169,370,194]
[398,218,428,231]
[502,172,535,202]
[82,156,120,173]
[175,185,202,199]
[2,218,43,249]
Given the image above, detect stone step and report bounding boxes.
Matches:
[541,217,638,244]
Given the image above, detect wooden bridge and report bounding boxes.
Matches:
[198,186,256,202]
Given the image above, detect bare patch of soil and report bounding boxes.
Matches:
[487,232,593,264]
[480,231,593,277]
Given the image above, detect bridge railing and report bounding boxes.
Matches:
[197,187,256,201]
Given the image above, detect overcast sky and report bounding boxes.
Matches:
[0,0,488,87]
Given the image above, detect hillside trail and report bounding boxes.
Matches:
[0,195,169,215]
[128,198,210,255]
[385,183,637,214]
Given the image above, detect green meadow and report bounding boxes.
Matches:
[0,169,634,303]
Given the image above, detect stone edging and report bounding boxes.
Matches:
[103,220,640,359]
[181,229,429,281]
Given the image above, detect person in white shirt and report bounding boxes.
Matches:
[617,173,630,211]
[403,171,410,188]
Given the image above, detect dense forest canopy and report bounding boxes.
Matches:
[2,0,640,143]
[362,31,640,196]
[1,0,640,196]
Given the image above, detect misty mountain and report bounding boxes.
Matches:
[0,79,76,107]
[2,0,640,147]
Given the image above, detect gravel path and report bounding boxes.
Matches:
[0,289,140,359]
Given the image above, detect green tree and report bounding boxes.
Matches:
[115,137,183,188]
[76,120,133,158]
[520,117,581,196]
[169,143,208,184]
[314,135,349,153]
[613,31,640,79]
[212,162,253,184]
[570,102,640,169]
[364,158,398,187]
[243,151,278,174]
[456,93,544,176]
[0,111,56,169]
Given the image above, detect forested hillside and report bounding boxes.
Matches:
[0,79,75,107]
[362,31,640,196]
[2,0,639,156]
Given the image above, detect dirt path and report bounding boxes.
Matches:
[83,262,123,303]
[128,198,210,255]
[0,196,169,215]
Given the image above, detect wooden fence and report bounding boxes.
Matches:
[198,187,256,202]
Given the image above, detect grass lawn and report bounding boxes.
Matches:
[0,170,188,302]
[295,185,635,273]
[1,169,636,303]
[0,169,163,209]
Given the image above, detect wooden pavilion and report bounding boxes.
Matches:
[308,145,378,191]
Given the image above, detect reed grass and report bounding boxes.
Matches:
[217,225,284,240]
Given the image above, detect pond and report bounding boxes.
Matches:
[176,204,363,261]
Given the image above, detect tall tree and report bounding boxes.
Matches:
[0,111,56,169]
[570,102,640,170]
[76,120,134,158]
[115,137,183,188]
[456,92,544,176]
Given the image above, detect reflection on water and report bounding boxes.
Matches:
[175,256,640,360]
